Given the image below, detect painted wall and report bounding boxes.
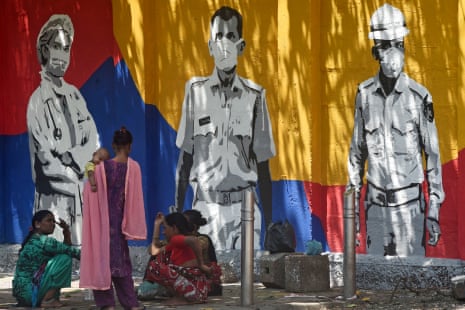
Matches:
[1,0,464,259]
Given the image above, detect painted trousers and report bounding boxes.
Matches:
[365,201,424,256]
[194,200,262,251]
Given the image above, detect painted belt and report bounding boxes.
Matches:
[196,188,251,206]
[367,182,421,207]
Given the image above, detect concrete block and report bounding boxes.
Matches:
[259,252,301,288]
[285,254,330,292]
[451,275,465,300]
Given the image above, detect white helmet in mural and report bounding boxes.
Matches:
[368,4,409,40]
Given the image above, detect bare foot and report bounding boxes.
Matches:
[162,296,205,306]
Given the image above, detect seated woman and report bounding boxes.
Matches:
[12,210,80,308]
[183,209,222,296]
[145,212,212,305]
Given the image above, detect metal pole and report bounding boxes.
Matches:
[241,189,254,306]
[343,188,356,299]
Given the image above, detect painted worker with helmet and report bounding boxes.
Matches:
[347,4,445,256]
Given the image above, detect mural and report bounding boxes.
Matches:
[175,6,275,251]
[1,0,465,261]
[347,4,444,256]
[27,14,98,245]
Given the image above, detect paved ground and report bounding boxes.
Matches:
[1,273,464,309]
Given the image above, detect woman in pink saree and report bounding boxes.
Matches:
[80,127,146,310]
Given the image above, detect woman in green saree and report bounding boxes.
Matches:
[12,210,80,307]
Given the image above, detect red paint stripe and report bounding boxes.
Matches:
[304,157,461,259]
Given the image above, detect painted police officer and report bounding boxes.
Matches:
[347,4,444,256]
[175,6,275,251]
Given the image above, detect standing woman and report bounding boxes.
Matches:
[80,127,146,310]
[13,210,80,307]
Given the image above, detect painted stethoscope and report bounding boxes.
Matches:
[45,98,62,141]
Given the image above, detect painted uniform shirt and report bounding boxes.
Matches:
[176,69,275,192]
[348,72,445,204]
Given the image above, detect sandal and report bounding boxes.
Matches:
[41,298,64,308]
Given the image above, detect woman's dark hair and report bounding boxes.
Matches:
[19,210,53,254]
[184,210,218,263]
[183,209,207,229]
[112,126,133,146]
[165,212,194,235]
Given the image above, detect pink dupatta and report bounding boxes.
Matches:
[79,158,147,289]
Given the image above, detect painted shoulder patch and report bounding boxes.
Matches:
[407,78,434,122]
[423,98,435,122]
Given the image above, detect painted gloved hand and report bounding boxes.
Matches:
[426,202,441,246]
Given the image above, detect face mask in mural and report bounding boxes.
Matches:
[45,30,71,78]
[211,38,243,71]
[379,46,404,79]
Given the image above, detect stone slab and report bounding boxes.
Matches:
[451,275,465,300]
[284,254,330,292]
[258,252,301,288]
[355,254,465,290]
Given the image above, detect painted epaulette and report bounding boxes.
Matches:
[238,76,263,94]
[188,76,209,89]
[407,77,429,99]
[358,77,375,91]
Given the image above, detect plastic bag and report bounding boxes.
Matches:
[137,280,170,300]
[305,240,323,255]
[264,221,296,254]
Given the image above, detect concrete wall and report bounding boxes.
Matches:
[1,0,465,260]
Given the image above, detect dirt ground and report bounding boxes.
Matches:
[0,274,464,309]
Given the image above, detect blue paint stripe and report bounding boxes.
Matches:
[0,133,34,243]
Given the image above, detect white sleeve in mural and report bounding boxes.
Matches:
[27,14,98,245]
[347,4,445,257]
[175,6,276,251]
